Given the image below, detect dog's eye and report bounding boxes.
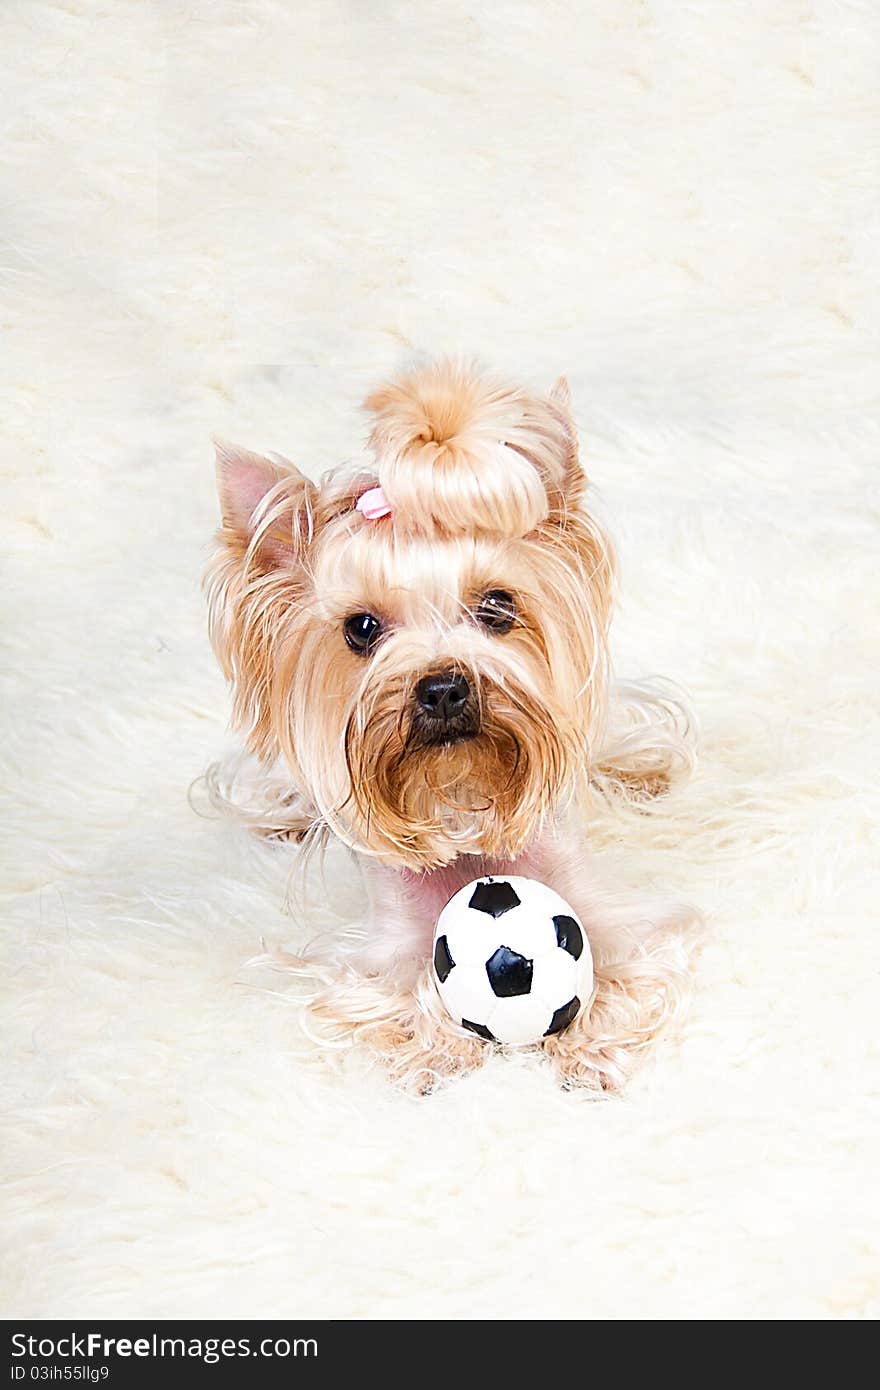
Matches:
[344,612,383,654]
[476,590,517,633]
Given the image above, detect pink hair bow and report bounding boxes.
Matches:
[356,485,392,521]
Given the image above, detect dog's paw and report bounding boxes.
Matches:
[542,951,691,1093]
[541,1024,628,1093]
[375,1008,490,1094]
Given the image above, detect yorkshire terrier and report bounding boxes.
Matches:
[206,360,699,1091]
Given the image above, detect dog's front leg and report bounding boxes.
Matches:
[528,839,700,1091]
[306,963,487,1093]
[302,864,488,1092]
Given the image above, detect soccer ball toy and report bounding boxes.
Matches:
[432,876,593,1045]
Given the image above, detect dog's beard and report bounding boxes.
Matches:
[341,670,580,869]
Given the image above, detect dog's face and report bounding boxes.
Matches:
[207,363,613,869]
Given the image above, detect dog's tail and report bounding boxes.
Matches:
[363,358,581,539]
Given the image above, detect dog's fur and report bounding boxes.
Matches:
[206,360,699,1091]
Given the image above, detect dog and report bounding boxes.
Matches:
[205,360,699,1091]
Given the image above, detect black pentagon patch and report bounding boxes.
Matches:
[433,934,454,983]
[486,945,533,998]
[544,996,581,1036]
[462,1018,495,1042]
[468,879,521,918]
[553,914,584,960]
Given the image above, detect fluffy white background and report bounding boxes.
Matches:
[2,0,878,1320]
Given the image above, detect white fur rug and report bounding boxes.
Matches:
[2,1,878,1320]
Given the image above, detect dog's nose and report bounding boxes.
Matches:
[415,671,470,722]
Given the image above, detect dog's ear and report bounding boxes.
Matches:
[213,439,315,569]
[207,442,318,751]
[543,376,588,515]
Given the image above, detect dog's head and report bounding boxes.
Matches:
[207,361,614,869]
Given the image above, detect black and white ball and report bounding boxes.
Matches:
[432,876,592,1045]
